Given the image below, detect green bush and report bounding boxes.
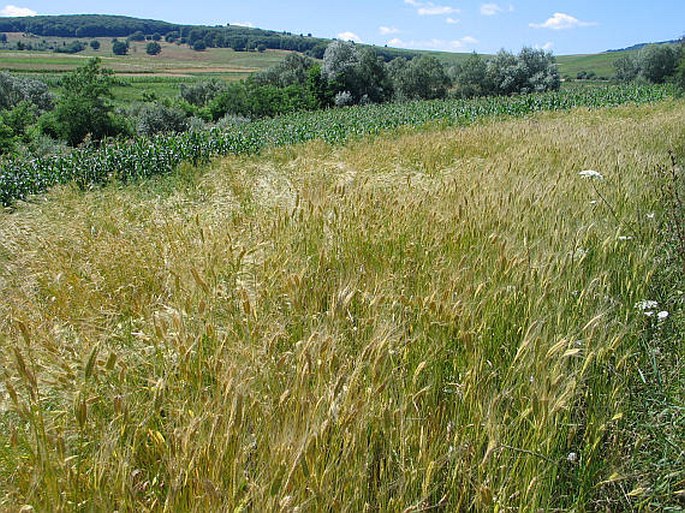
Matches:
[51,58,128,146]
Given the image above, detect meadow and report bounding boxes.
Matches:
[0,91,683,512]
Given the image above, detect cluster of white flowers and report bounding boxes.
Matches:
[635,300,669,320]
[578,170,604,179]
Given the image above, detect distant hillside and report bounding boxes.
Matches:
[0,14,419,61]
[606,39,679,53]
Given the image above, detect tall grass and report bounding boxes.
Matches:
[0,100,683,511]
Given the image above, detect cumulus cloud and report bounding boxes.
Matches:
[530,12,596,30]
[387,35,477,52]
[404,0,459,17]
[338,31,363,43]
[379,26,400,35]
[446,17,459,24]
[0,4,37,16]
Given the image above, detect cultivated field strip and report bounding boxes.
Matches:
[0,84,671,207]
[0,101,682,511]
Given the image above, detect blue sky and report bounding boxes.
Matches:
[1,1,683,55]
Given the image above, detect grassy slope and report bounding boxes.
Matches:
[1,101,683,512]
[556,50,633,79]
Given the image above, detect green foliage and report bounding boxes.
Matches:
[253,53,315,88]
[111,39,129,55]
[485,48,560,96]
[0,84,671,206]
[0,100,41,155]
[639,44,679,84]
[179,79,228,107]
[90,39,100,50]
[452,52,487,98]
[146,41,162,56]
[613,54,640,82]
[192,39,207,51]
[321,42,394,104]
[614,44,681,84]
[0,72,54,112]
[391,55,451,101]
[1,101,38,140]
[51,58,127,146]
[127,30,146,42]
[134,102,188,136]
[0,116,16,154]
[576,70,597,80]
[54,40,86,54]
[208,81,317,120]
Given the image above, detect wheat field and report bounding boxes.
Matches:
[1,100,683,512]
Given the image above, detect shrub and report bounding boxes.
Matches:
[180,80,228,107]
[51,58,127,145]
[639,45,679,84]
[135,102,188,136]
[112,39,129,55]
[146,41,162,56]
[0,72,54,112]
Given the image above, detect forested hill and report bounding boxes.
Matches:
[0,14,177,38]
[0,14,330,53]
[0,13,416,60]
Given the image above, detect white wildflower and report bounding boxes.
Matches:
[573,248,588,259]
[579,170,604,179]
[657,311,669,321]
[618,236,633,241]
[567,452,578,464]
[635,300,658,311]
[646,213,655,220]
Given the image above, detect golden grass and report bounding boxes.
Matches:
[1,101,683,512]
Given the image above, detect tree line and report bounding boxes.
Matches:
[0,45,563,156]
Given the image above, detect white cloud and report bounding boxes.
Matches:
[530,12,596,30]
[338,31,363,43]
[379,26,400,35]
[418,5,459,16]
[480,4,502,16]
[0,4,37,16]
[231,21,255,27]
[480,3,514,16]
[534,42,554,50]
[446,17,459,24]
[404,0,460,17]
[387,35,477,52]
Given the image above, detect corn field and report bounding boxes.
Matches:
[0,84,673,207]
